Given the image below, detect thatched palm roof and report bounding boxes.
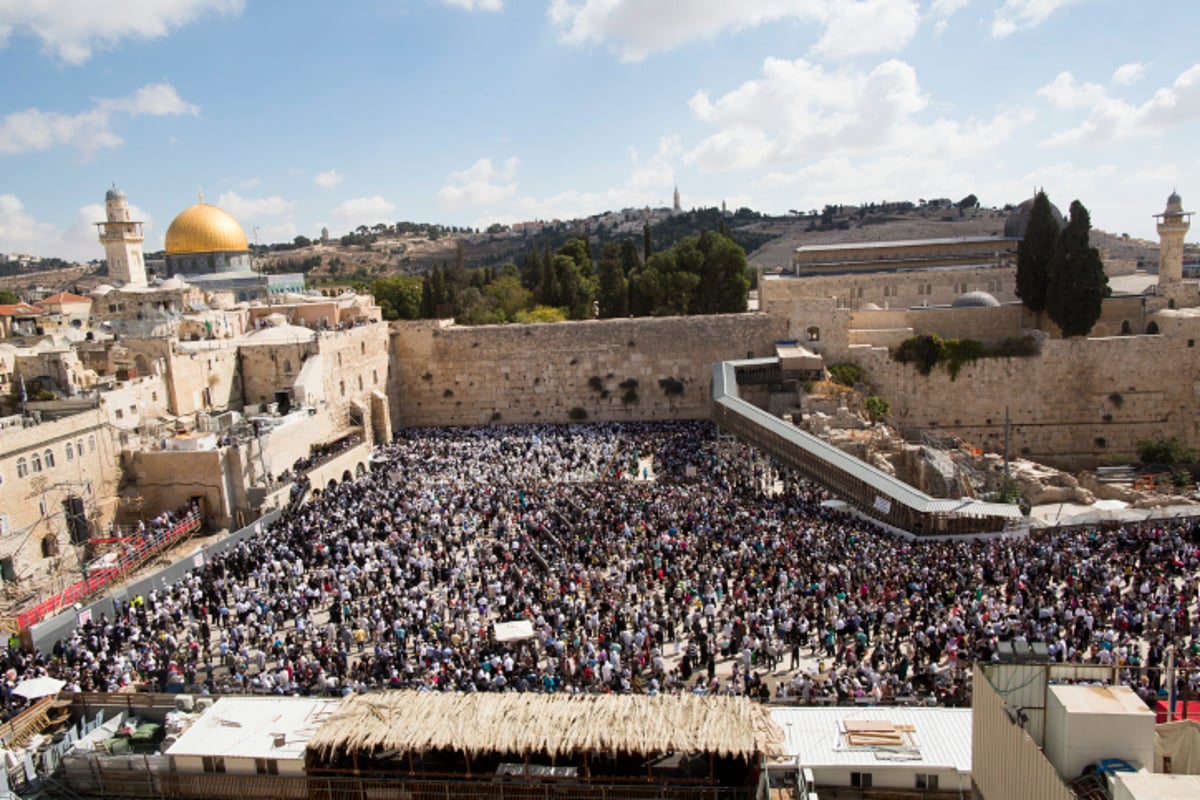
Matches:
[308,692,783,761]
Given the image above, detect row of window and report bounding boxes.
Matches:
[338,370,381,397]
[14,436,96,478]
[843,280,1004,302]
[848,772,938,790]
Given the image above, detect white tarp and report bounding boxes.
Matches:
[493,620,535,643]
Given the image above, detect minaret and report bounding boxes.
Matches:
[1155,190,1192,287]
[95,184,147,287]
[673,185,681,212]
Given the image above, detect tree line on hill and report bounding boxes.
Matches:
[367,227,751,325]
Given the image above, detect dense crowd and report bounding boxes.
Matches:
[3,421,1200,719]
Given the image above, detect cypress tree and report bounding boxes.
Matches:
[1015,190,1058,314]
[1046,200,1109,337]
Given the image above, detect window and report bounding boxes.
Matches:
[360,341,366,355]
[129,405,137,416]
[337,353,343,367]
[254,758,279,775]
[851,772,872,788]
[65,442,74,462]
[883,285,898,298]
[918,283,932,296]
[357,375,363,391]
[283,359,292,374]
[115,409,124,420]
[201,756,226,773]
[373,369,379,385]
[339,380,345,396]
[88,435,96,452]
[916,774,939,790]
[43,449,54,469]
[41,535,58,558]
[806,326,820,342]
[16,458,27,479]
[30,453,41,473]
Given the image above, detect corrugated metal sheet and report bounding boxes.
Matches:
[973,664,1074,800]
[768,707,972,773]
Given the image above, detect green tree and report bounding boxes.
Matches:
[695,231,749,313]
[482,275,533,322]
[0,290,19,305]
[370,276,423,320]
[1046,200,1109,337]
[1015,191,1058,314]
[597,241,629,318]
[514,305,568,323]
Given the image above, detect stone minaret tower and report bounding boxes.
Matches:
[673,185,681,212]
[1155,190,1192,287]
[96,184,147,287]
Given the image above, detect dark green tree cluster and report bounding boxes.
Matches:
[380,230,750,326]
[369,275,423,320]
[1015,192,1109,337]
[625,230,749,317]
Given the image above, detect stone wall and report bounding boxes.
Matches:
[855,330,1200,466]
[0,409,121,581]
[390,314,788,428]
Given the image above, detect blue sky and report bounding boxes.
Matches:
[1,0,1198,262]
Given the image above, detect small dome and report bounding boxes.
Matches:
[90,284,115,296]
[105,184,125,202]
[1004,196,1065,238]
[165,202,250,255]
[952,290,1000,308]
[1168,190,1182,205]
[860,302,882,311]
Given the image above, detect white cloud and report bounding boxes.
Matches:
[436,157,519,211]
[0,0,243,64]
[0,81,198,156]
[238,177,260,188]
[931,0,970,14]
[216,191,295,219]
[102,82,199,116]
[992,0,1081,38]
[1037,71,1108,109]
[0,196,156,261]
[440,0,502,10]
[628,135,682,188]
[811,0,920,60]
[1038,64,1200,146]
[253,221,297,245]
[330,196,396,225]
[314,169,343,188]
[686,58,932,170]
[0,194,58,255]
[550,0,847,62]
[929,0,969,35]
[1112,62,1146,86]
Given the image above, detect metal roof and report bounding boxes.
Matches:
[768,707,973,773]
[793,236,1009,253]
[714,360,1023,521]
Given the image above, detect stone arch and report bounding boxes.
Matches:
[41,534,58,558]
[134,353,151,374]
[1120,320,1132,335]
[806,326,820,342]
[341,469,353,483]
[1147,321,1160,335]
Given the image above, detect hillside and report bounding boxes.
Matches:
[2,202,1170,297]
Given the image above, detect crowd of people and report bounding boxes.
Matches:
[3,420,1200,719]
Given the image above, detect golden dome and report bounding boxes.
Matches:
[164,202,249,255]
